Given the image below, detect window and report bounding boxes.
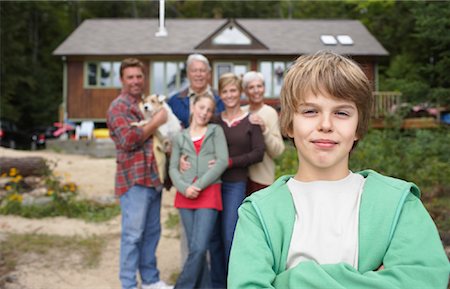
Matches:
[337,35,354,45]
[151,61,187,97]
[85,61,121,88]
[213,61,250,90]
[320,35,338,45]
[259,61,293,98]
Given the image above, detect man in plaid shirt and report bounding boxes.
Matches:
[107,58,173,289]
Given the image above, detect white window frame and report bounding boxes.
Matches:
[84,61,121,88]
[213,61,250,89]
[258,60,293,98]
[151,60,187,97]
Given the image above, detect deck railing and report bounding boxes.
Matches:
[372,91,402,118]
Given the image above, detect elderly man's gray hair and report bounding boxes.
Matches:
[186,54,211,71]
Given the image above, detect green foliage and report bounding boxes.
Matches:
[349,129,450,194]
[274,140,298,179]
[165,211,180,230]
[382,78,430,104]
[275,129,450,195]
[0,200,121,223]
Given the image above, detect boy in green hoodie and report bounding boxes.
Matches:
[228,51,449,289]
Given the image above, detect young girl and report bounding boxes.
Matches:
[228,51,449,288]
[169,94,228,289]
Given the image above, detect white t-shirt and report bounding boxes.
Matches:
[286,172,365,269]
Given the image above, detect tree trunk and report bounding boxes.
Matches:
[0,157,49,177]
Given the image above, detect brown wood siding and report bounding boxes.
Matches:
[65,56,377,121]
[66,60,149,121]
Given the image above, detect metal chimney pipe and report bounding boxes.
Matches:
[155,0,168,37]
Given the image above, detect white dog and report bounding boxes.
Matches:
[131,94,182,183]
[131,94,182,146]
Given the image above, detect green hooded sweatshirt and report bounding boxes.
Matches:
[228,170,449,289]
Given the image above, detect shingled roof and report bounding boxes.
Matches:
[53,18,388,56]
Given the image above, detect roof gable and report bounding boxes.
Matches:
[195,19,268,50]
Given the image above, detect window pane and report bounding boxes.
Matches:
[87,63,97,86]
[100,62,112,87]
[234,64,248,79]
[260,62,272,97]
[217,64,232,77]
[273,62,285,97]
[112,62,121,87]
[166,62,178,96]
[152,62,165,95]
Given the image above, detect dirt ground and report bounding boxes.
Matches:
[0,147,181,289]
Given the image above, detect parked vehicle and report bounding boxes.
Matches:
[29,125,59,150]
[30,129,46,150]
[0,118,31,149]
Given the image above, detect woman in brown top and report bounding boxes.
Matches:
[209,72,265,288]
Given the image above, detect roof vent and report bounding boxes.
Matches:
[320,35,337,45]
[337,35,354,45]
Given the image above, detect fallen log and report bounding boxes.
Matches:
[0,157,49,176]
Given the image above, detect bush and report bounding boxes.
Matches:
[350,128,450,195]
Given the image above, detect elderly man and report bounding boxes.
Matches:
[168,54,224,128]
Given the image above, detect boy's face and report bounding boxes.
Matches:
[288,92,359,180]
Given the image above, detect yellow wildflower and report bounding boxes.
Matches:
[47,190,54,196]
[5,185,12,191]
[13,175,23,183]
[8,193,23,203]
[9,168,18,177]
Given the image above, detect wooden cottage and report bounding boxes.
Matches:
[53,18,388,125]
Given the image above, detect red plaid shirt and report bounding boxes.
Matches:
[107,92,161,196]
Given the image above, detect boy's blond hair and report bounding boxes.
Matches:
[280,51,373,139]
[218,73,242,93]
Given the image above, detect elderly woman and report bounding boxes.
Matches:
[242,71,285,195]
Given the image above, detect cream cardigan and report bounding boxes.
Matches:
[242,104,285,185]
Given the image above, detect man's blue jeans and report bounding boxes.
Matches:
[209,180,246,288]
[119,185,162,289]
[175,208,218,289]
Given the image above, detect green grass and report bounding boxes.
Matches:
[165,212,180,230]
[0,233,107,284]
[0,200,121,223]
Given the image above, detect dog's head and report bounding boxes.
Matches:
[139,94,167,119]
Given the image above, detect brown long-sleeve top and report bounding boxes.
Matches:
[214,112,265,182]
